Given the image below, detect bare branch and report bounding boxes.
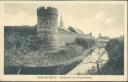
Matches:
[96,50,106,63]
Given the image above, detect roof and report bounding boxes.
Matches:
[68,26,85,35]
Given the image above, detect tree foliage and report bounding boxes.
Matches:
[75,37,95,49]
[103,36,124,75]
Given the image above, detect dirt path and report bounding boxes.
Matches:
[67,48,109,75]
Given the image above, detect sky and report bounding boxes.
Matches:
[4,3,124,38]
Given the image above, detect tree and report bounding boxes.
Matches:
[84,48,108,75]
[103,37,124,75]
[75,37,95,49]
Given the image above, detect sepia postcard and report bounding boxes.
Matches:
[0,1,127,81]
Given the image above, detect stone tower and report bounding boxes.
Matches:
[37,6,58,53]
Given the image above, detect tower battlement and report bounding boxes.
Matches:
[37,6,58,16]
[37,6,58,28]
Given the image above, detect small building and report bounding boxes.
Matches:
[96,33,110,48]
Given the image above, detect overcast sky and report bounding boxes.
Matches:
[4,3,124,37]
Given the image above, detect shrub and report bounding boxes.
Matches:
[75,37,95,49]
[103,36,124,75]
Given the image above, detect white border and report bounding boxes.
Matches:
[0,1,127,81]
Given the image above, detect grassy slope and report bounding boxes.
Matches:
[4,26,94,74]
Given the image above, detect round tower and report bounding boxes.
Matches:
[37,6,58,53]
